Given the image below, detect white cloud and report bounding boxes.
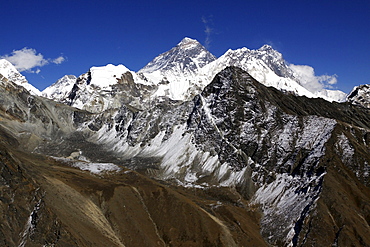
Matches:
[318,74,337,85]
[1,48,65,73]
[202,16,214,48]
[1,48,47,72]
[52,56,65,64]
[289,64,338,92]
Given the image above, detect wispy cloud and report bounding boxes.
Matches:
[289,64,338,92]
[52,56,65,64]
[202,15,214,49]
[1,48,66,73]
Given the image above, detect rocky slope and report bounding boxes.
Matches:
[1,64,369,246]
[0,67,268,246]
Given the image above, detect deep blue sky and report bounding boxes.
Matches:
[0,0,369,93]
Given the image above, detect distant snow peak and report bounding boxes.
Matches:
[176,37,202,50]
[0,59,26,81]
[139,37,216,76]
[42,74,77,100]
[199,45,346,102]
[42,62,157,113]
[89,64,130,88]
[53,75,77,86]
[42,37,348,109]
[0,59,28,83]
[178,37,198,45]
[0,58,41,95]
[138,37,217,100]
[258,44,273,51]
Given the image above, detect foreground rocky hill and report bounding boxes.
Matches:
[0,64,369,246]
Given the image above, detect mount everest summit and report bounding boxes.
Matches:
[0,38,369,246]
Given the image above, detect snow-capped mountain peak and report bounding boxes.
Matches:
[137,37,217,100]
[177,37,199,48]
[42,38,348,111]
[258,44,273,51]
[42,63,156,112]
[0,59,27,84]
[0,59,41,95]
[139,37,216,77]
[89,64,131,88]
[203,44,293,80]
[200,45,347,102]
[42,75,77,100]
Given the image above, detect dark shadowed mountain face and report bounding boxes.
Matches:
[0,66,369,246]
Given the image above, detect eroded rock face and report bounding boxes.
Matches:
[0,67,369,246]
[347,84,370,108]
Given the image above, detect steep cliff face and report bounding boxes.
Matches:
[184,67,370,245]
[1,66,369,246]
[347,84,370,108]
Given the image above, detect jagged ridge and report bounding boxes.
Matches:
[40,37,350,111]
